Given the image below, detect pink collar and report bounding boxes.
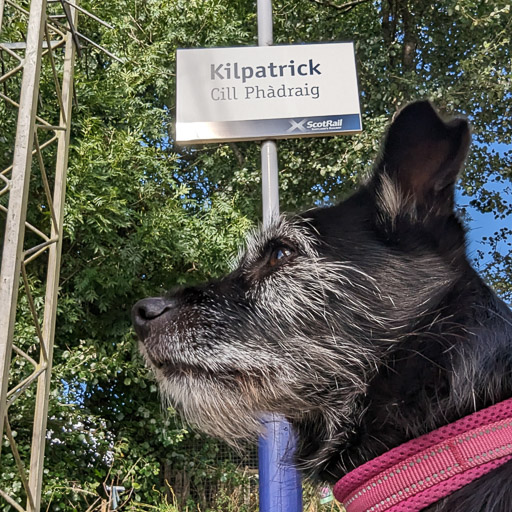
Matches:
[333,397,512,512]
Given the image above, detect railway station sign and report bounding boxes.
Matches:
[176,42,361,143]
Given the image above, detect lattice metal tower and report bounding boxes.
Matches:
[0,1,90,510]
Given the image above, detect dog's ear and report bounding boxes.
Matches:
[372,101,471,219]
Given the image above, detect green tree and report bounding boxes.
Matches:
[1,0,510,510]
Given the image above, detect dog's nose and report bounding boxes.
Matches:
[132,297,175,338]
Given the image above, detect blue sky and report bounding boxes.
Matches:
[459,142,511,268]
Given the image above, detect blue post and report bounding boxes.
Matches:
[257,1,302,510]
[258,415,303,511]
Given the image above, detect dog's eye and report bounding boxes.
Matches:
[269,246,294,267]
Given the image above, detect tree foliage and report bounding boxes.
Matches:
[1,0,511,510]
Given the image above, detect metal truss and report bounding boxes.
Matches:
[0,1,77,510]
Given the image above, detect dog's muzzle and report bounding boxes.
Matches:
[132,296,176,339]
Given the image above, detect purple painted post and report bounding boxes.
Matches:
[258,415,303,511]
[257,1,303,511]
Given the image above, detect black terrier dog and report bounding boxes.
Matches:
[133,102,512,511]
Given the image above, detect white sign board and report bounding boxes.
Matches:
[176,42,361,143]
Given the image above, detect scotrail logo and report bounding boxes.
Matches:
[287,118,343,133]
[287,119,307,133]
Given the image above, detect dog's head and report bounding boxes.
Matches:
[133,101,472,471]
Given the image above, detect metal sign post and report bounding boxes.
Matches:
[257,0,280,226]
[257,1,303,511]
